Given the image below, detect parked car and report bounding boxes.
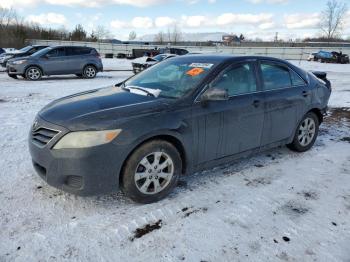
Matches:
[0,45,48,67]
[132,54,177,74]
[308,50,349,64]
[0,48,5,55]
[29,55,331,203]
[159,47,188,56]
[7,46,103,80]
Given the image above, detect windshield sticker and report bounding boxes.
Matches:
[186,67,205,77]
[189,63,213,69]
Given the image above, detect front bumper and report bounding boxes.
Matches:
[28,117,125,196]
[6,63,26,75]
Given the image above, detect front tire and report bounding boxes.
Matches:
[83,65,97,79]
[25,66,42,81]
[121,140,182,204]
[287,112,319,152]
[8,74,18,79]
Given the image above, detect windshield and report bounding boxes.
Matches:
[152,54,167,62]
[31,47,51,57]
[124,58,217,99]
[19,46,33,52]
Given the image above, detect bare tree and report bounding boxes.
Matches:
[154,31,165,44]
[0,7,17,29]
[319,0,348,40]
[94,25,111,41]
[128,31,137,41]
[170,25,182,44]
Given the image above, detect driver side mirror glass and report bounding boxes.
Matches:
[201,87,229,102]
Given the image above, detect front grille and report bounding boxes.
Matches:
[32,127,59,147]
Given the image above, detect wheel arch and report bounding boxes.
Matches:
[308,108,323,124]
[83,63,97,71]
[24,64,45,75]
[119,134,188,186]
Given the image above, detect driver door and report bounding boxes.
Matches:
[40,47,66,75]
[192,61,265,166]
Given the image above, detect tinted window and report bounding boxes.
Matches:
[290,70,306,86]
[260,62,291,90]
[47,47,65,57]
[27,48,37,55]
[213,63,257,96]
[66,47,92,56]
[19,46,33,52]
[78,47,92,55]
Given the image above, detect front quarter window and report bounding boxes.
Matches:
[125,59,216,98]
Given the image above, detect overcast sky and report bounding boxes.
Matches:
[1,0,349,40]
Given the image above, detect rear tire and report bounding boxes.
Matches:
[287,112,319,152]
[83,65,97,79]
[25,66,42,81]
[121,140,182,204]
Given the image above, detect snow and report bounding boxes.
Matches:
[0,60,349,261]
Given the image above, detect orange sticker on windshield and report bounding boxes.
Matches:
[186,67,204,77]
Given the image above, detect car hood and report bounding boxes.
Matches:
[8,56,33,62]
[4,51,26,56]
[39,86,170,130]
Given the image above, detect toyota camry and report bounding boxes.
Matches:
[29,55,331,203]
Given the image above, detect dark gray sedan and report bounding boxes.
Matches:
[29,55,331,203]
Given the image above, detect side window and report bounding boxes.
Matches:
[78,47,92,55]
[213,63,257,96]
[260,62,291,90]
[47,47,65,57]
[66,47,77,56]
[28,48,36,55]
[290,70,306,86]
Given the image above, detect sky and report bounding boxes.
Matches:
[1,0,350,41]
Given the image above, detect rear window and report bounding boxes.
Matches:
[260,62,292,90]
[290,70,306,86]
[66,47,93,56]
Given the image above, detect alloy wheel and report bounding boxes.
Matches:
[298,117,316,147]
[85,67,96,78]
[134,151,174,195]
[27,68,41,80]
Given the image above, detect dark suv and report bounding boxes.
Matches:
[0,45,48,67]
[7,46,103,80]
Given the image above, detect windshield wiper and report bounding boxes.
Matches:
[123,86,156,97]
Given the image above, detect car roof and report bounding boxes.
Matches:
[170,54,290,64]
[51,45,93,49]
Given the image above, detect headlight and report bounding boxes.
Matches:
[53,129,122,149]
[12,60,26,65]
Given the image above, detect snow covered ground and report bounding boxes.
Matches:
[0,61,349,262]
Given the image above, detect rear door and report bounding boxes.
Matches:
[65,47,84,73]
[258,60,310,146]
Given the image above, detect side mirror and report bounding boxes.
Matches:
[42,54,49,59]
[201,88,229,102]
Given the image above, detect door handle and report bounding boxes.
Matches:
[252,100,260,108]
[302,91,311,97]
